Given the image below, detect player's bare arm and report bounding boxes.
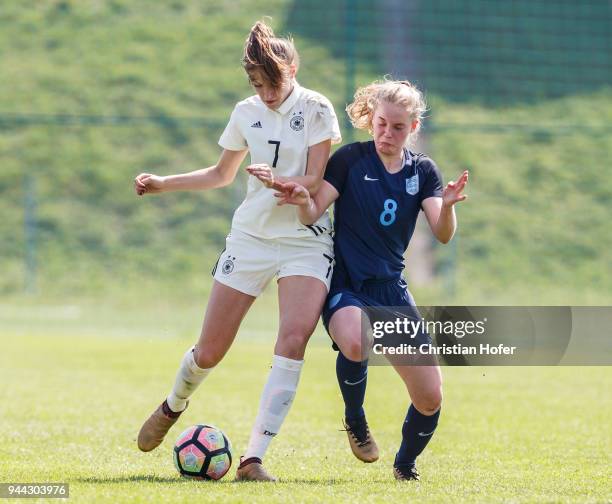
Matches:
[422,170,469,244]
[134,148,248,195]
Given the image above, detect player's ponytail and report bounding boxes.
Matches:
[346,78,427,142]
[243,20,299,88]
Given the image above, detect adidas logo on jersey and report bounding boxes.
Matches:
[251,121,262,128]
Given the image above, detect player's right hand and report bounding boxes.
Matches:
[134,173,166,195]
[274,181,311,207]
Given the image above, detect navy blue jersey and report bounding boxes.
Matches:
[324,141,443,291]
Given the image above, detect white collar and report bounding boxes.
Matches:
[275,82,301,115]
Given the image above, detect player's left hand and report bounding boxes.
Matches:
[273,181,311,206]
[246,164,285,191]
[442,170,469,207]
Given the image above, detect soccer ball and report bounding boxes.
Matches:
[173,424,232,480]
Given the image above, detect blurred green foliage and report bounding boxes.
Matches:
[0,1,610,304]
[289,0,612,104]
[428,90,612,304]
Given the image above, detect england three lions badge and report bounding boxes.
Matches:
[406,174,419,195]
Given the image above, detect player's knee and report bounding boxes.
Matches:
[341,336,363,362]
[276,329,312,356]
[193,345,222,369]
[413,388,443,415]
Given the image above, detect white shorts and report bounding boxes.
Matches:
[212,229,334,297]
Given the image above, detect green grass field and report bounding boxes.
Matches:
[1,299,610,503]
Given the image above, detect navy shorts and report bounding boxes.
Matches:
[322,276,432,351]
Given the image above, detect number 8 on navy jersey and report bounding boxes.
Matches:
[379,199,398,226]
[323,141,444,288]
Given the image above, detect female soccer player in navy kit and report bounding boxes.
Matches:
[133,21,341,481]
[271,79,468,480]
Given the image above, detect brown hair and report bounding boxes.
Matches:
[346,78,427,142]
[242,20,299,88]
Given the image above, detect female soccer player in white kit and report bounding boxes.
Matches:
[133,21,341,481]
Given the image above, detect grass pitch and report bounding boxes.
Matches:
[0,300,610,503]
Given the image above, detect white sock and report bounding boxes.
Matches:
[244,354,304,461]
[166,347,212,413]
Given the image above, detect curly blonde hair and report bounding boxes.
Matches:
[346,79,426,142]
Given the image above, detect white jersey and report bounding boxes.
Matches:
[218,83,341,239]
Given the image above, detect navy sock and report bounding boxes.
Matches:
[335,352,368,421]
[395,404,440,467]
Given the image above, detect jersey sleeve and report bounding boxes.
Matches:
[307,97,342,147]
[323,144,352,194]
[218,105,248,151]
[418,156,444,208]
